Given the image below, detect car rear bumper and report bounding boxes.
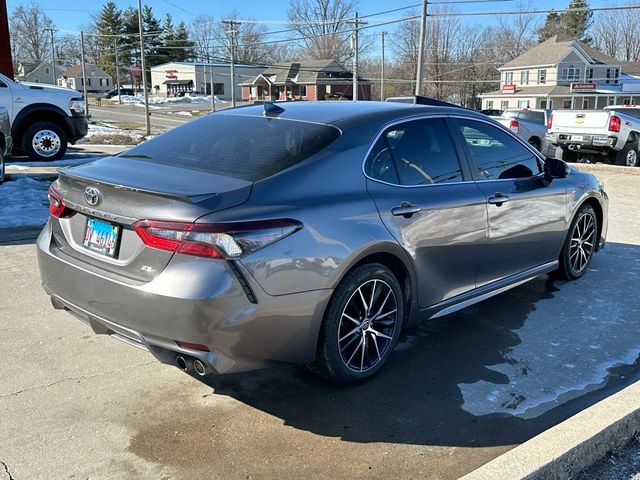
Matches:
[548,133,620,153]
[37,220,332,374]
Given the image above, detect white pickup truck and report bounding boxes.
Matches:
[547,106,640,167]
[0,72,88,161]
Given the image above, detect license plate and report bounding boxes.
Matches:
[571,135,584,141]
[83,218,121,257]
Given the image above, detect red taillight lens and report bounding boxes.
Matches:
[608,115,621,132]
[509,119,520,134]
[133,219,302,259]
[547,112,553,129]
[176,341,210,352]
[47,184,74,219]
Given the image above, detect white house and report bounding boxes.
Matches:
[58,64,113,94]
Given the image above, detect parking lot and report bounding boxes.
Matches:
[0,162,639,479]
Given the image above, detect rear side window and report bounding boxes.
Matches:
[454,118,541,180]
[366,118,463,186]
[121,114,340,182]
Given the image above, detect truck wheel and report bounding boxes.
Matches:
[615,141,639,167]
[527,137,541,151]
[22,122,68,161]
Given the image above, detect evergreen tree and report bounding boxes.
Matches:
[537,10,562,43]
[174,22,195,61]
[563,0,593,43]
[94,2,123,78]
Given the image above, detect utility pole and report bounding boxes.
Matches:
[0,0,13,78]
[222,20,238,108]
[114,39,122,104]
[210,65,215,112]
[347,13,367,102]
[80,31,89,117]
[45,28,57,84]
[415,0,428,96]
[380,31,386,102]
[137,0,151,135]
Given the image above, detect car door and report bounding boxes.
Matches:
[449,116,568,287]
[0,76,13,119]
[365,117,488,308]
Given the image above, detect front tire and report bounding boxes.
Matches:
[615,141,639,167]
[22,122,68,161]
[311,263,403,385]
[557,204,598,280]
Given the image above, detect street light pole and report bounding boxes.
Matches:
[137,0,151,135]
[45,28,57,84]
[415,0,428,96]
[222,20,238,108]
[114,39,122,105]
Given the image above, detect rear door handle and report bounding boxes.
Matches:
[391,202,422,218]
[487,193,510,206]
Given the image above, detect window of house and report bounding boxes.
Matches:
[582,98,589,109]
[561,65,581,82]
[365,118,464,186]
[34,78,39,83]
[609,97,615,105]
[501,100,509,110]
[540,100,547,109]
[453,118,542,180]
[537,69,546,84]
[213,83,224,95]
[87,78,91,86]
[299,85,307,97]
[587,68,594,83]
[521,70,529,85]
[563,99,572,109]
[486,100,494,109]
[517,100,530,108]
[45,67,50,74]
[505,71,513,84]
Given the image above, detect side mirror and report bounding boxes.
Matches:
[544,157,569,182]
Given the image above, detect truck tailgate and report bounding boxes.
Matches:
[551,110,610,134]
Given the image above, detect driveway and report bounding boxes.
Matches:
[0,165,638,479]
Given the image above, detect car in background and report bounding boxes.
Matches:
[0,106,12,184]
[494,108,551,151]
[38,101,608,385]
[480,109,503,117]
[99,87,136,99]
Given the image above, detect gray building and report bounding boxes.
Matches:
[58,64,113,94]
[16,62,65,85]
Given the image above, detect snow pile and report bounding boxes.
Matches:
[113,94,227,105]
[0,176,51,227]
[7,154,103,169]
[81,123,143,143]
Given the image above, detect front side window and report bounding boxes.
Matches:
[454,118,541,180]
[365,118,463,186]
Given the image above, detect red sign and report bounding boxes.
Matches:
[570,82,596,92]
[502,83,516,93]
[165,69,178,79]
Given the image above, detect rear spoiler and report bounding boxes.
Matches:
[385,95,473,110]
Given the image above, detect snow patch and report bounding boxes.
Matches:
[0,176,51,227]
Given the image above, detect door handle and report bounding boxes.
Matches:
[487,193,510,206]
[391,202,422,218]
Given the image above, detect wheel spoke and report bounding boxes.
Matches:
[342,313,360,326]
[373,308,397,321]
[369,280,377,315]
[339,326,360,343]
[371,333,381,361]
[372,289,392,319]
[357,287,369,314]
[346,337,364,365]
[340,333,360,353]
[369,328,392,340]
[360,334,366,371]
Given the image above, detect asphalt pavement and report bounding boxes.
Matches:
[0,166,639,479]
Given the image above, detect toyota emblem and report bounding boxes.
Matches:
[84,186,101,206]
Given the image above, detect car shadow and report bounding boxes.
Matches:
[199,242,640,447]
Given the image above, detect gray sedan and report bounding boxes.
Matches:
[38,101,608,384]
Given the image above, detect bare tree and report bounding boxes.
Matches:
[592,4,640,62]
[454,25,499,108]
[9,3,55,65]
[486,3,538,64]
[190,15,220,62]
[221,11,276,65]
[287,0,357,63]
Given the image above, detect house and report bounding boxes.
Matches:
[149,62,266,100]
[240,59,372,102]
[15,61,65,85]
[58,64,113,94]
[481,35,640,111]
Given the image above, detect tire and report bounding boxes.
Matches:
[22,122,68,161]
[528,137,541,151]
[614,141,639,167]
[310,263,404,385]
[556,204,598,281]
[0,148,5,184]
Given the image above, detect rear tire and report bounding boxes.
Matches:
[310,263,403,385]
[556,204,598,281]
[527,137,541,151]
[22,122,68,161]
[615,141,639,167]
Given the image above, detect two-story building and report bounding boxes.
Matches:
[481,35,640,111]
[58,64,113,94]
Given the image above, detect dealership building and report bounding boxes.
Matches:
[149,62,266,100]
[480,35,640,111]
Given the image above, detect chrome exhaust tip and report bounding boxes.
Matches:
[193,359,209,376]
[176,355,192,371]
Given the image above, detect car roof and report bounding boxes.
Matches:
[216,101,487,126]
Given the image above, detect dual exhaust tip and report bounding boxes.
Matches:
[176,355,210,376]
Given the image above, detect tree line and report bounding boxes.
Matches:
[8,0,640,106]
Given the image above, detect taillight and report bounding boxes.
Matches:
[509,119,520,134]
[133,219,302,259]
[547,113,553,129]
[47,184,74,219]
[608,115,621,132]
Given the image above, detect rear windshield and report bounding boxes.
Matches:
[519,111,545,124]
[120,114,341,182]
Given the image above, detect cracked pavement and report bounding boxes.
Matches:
[0,165,639,479]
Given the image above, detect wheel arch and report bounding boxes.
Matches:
[12,104,71,145]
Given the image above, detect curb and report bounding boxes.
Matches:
[460,379,640,480]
